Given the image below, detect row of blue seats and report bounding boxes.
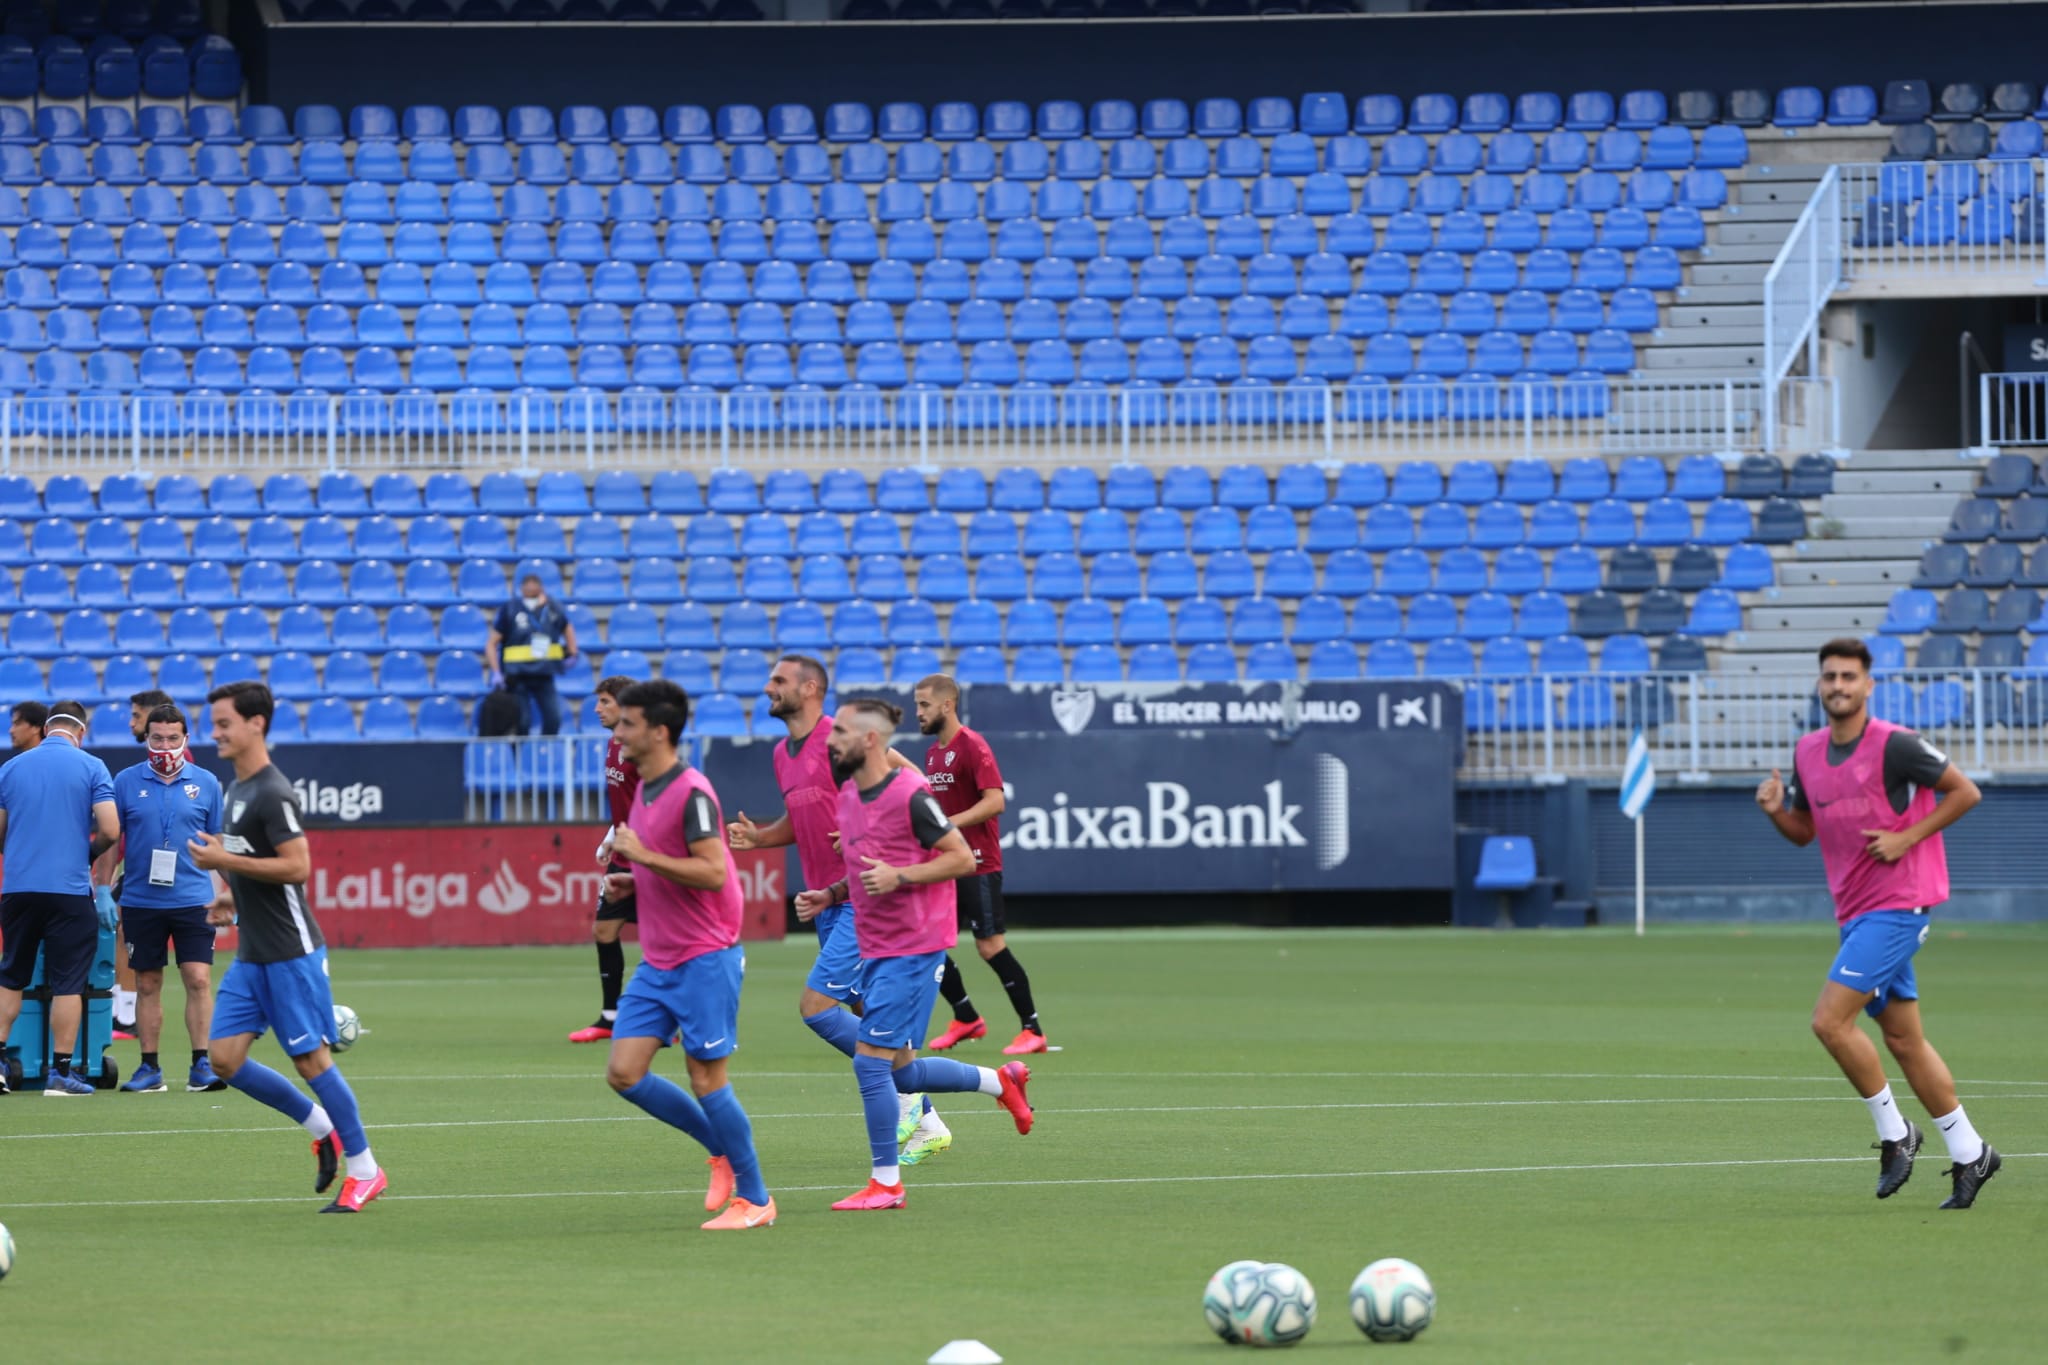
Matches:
[0,331,1646,390]
[0,130,1749,191]
[1869,636,2048,671]
[0,172,1734,231]
[0,565,1768,653]
[1882,587,2048,636]
[1943,495,2048,543]
[1856,196,2048,249]
[3,0,204,41]
[55,93,1748,149]
[0,292,1668,351]
[286,0,765,25]
[5,501,1783,562]
[0,455,1814,518]
[1915,541,2048,590]
[0,247,1695,310]
[58,693,476,746]
[0,31,230,102]
[0,542,1781,612]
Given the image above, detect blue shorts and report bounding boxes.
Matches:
[1829,911,1930,1019]
[804,902,863,1004]
[121,903,216,973]
[211,949,336,1056]
[615,946,743,1061]
[857,950,947,1052]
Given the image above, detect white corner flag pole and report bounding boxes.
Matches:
[1620,729,1655,937]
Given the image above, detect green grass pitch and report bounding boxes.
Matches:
[3,926,2044,1363]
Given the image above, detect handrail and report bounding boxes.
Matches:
[1760,166,1844,454]
[1960,330,1992,449]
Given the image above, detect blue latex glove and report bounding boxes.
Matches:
[93,885,119,934]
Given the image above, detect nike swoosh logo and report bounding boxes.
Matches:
[1838,969,1864,978]
[287,1034,311,1046]
[702,1037,727,1049]
[825,982,850,991]
[1941,1120,1958,1131]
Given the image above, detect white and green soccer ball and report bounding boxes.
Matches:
[0,1221,15,1281]
[331,1005,361,1054]
[1204,1260,1315,1347]
[1350,1257,1435,1342]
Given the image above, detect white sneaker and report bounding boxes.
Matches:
[901,1109,953,1167]
[895,1090,925,1144]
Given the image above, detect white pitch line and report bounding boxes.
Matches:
[5,1091,2043,1143]
[238,1068,2048,1086]
[6,1151,2041,1212]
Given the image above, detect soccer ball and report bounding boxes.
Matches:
[1205,1261,1315,1347]
[1349,1257,1435,1342]
[0,1221,14,1281]
[331,1005,361,1054]
[1202,1260,1266,1343]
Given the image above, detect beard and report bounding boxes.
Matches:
[917,714,942,735]
[830,751,861,785]
[768,693,799,719]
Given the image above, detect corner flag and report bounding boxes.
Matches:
[1620,730,1656,820]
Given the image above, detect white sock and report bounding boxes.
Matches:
[896,1090,919,1117]
[345,1147,379,1181]
[872,1164,901,1187]
[1931,1106,1985,1165]
[116,989,137,1016]
[1863,1086,1910,1142]
[300,1106,336,1141]
[975,1066,1003,1097]
[600,1009,616,1022]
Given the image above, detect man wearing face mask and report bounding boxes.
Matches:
[486,573,578,737]
[108,703,227,1094]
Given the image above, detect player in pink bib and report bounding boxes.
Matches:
[1757,638,1998,1209]
[794,699,1036,1212]
[600,680,775,1231]
[726,656,952,1165]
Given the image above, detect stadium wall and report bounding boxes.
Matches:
[247,4,2048,115]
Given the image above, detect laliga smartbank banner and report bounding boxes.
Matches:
[305,825,786,948]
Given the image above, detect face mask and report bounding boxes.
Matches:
[148,744,188,779]
[523,594,544,611]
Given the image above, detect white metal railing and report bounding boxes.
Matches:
[1836,157,2048,281]
[0,375,1834,479]
[1978,370,2048,447]
[1760,165,1842,453]
[1459,668,2048,779]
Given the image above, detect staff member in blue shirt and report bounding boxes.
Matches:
[111,703,228,1095]
[486,571,579,737]
[0,700,121,1097]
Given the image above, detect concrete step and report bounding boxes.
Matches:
[1749,132,1894,166]
[1677,283,1764,305]
[1696,240,1785,264]
[1656,322,1767,346]
[1733,177,1829,208]
[1712,649,1831,674]
[1743,159,1839,181]
[1662,302,1760,327]
[1820,515,1954,541]
[1791,536,1939,559]
[1688,262,1769,286]
[1713,221,1799,247]
[1641,345,1763,370]
[1820,491,1958,520]
[1832,468,1982,496]
[1776,559,1923,587]
[1757,583,1897,607]
[1720,200,1809,224]
[1837,448,1978,472]
[1718,625,1881,653]
[1744,602,1892,632]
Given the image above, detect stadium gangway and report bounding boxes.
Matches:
[1978,371,2048,447]
[0,376,1833,479]
[1457,668,2048,781]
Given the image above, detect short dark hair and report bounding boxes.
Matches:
[47,699,88,726]
[519,572,544,588]
[915,673,960,703]
[11,700,48,728]
[129,689,173,710]
[844,697,904,729]
[144,703,187,735]
[776,654,829,693]
[618,679,690,748]
[207,679,275,735]
[1817,638,1874,673]
[595,674,637,701]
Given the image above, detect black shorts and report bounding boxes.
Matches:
[596,889,637,924]
[956,872,1006,941]
[121,903,216,973]
[0,891,98,994]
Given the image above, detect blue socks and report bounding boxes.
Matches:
[306,1065,370,1158]
[226,1060,314,1125]
[699,1085,768,1206]
[620,1074,723,1156]
[804,1006,860,1059]
[895,1056,988,1096]
[852,1055,901,1169]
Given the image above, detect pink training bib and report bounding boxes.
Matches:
[628,766,744,970]
[1794,718,1949,924]
[771,720,847,895]
[837,769,957,961]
